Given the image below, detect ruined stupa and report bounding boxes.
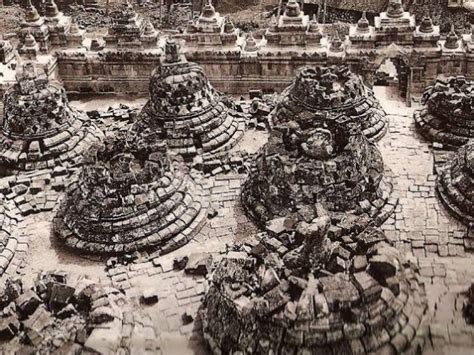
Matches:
[128,39,246,166]
[53,132,208,255]
[203,207,428,354]
[272,65,388,142]
[437,142,474,224]
[0,62,103,176]
[242,115,397,237]
[414,76,474,148]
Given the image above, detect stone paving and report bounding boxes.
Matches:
[2,86,474,354]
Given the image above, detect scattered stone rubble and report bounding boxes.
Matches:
[0,271,160,353]
[437,142,474,224]
[271,65,388,142]
[54,131,209,255]
[129,39,247,170]
[242,114,397,237]
[414,76,474,148]
[0,62,103,176]
[202,206,428,354]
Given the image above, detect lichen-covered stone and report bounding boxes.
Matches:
[272,65,388,142]
[414,76,474,148]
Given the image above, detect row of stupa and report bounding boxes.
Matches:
[11,0,474,61]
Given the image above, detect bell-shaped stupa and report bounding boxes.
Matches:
[0,62,103,175]
[272,65,388,142]
[53,132,208,255]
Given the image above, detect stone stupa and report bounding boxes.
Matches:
[437,142,474,224]
[242,114,397,238]
[272,65,388,142]
[0,62,103,176]
[202,206,428,354]
[53,132,208,255]
[128,39,246,167]
[414,76,474,148]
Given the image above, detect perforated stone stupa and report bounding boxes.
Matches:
[53,133,208,255]
[272,65,388,142]
[437,142,474,224]
[0,62,103,176]
[129,39,246,165]
[242,115,397,237]
[203,208,428,354]
[414,76,474,148]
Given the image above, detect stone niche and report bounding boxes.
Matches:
[242,114,397,238]
[0,62,103,176]
[129,39,246,165]
[414,76,474,148]
[272,65,388,142]
[437,142,474,224]
[202,206,428,354]
[53,132,208,255]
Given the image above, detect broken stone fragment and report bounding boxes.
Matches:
[23,306,53,346]
[56,303,77,319]
[141,289,159,305]
[261,267,280,292]
[185,253,213,276]
[173,255,189,270]
[47,283,76,313]
[15,289,42,318]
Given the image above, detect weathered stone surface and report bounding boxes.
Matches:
[272,65,388,142]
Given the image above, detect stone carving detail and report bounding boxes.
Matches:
[414,76,474,148]
[272,65,388,142]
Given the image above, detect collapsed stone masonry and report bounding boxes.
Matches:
[53,132,208,255]
[128,39,246,167]
[242,114,397,238]
[272,65,388,142]
[414,76,474,148]
[202,206,428,354]
[0,62,103,176]
[0,271,160,353]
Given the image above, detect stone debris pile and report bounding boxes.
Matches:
[129,39,246,169]
[202,206,428,354]
[242,114,397,237]
[437,142,474,224]
[0,271,160,353]
[54,132,208,255]
[414,76,474,148]
[272,65,388,142]
[0,62,103,176]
